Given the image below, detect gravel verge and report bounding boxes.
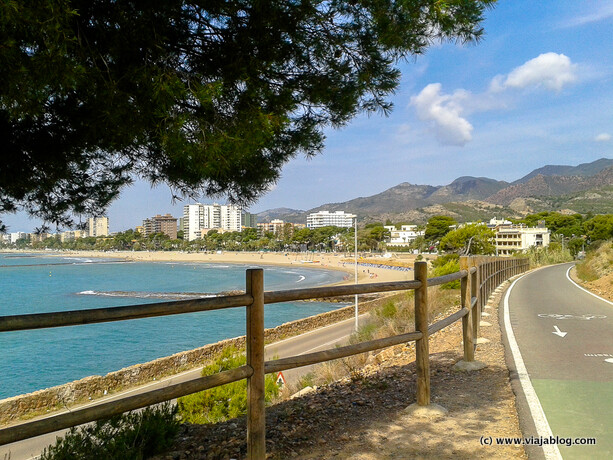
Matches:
[154,281,527,460]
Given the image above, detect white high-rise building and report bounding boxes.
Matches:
[220,204,242,232]
[87,217,109,237]
[306,211,356,229]
[9,232,27,244]
[183,203,242,241]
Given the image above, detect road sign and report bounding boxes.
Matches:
[276,372,286,387]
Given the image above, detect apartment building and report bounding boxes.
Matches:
[257,219,286,236]
[60,230,88,242]
[29,233,50,243]
[142,214,178,239]
[87,217,109,237]
[384,225,424,246]
[9,232,27,244]
[306,211,356,229]
[494,223,550,256]
[241,212,257,228]
[183,203,242,241]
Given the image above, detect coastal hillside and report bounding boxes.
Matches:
[486,166,613,205]
[512,158,613,184]
[257,158,613,224]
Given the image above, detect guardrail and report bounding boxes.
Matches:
[0,256,529,458]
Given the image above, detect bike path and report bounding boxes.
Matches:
[504,263,613,459]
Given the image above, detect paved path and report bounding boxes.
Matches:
[503,263,613,459]
[0,314,365,459]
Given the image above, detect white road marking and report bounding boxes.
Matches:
[538,313,606,320]
[267,313,367,348]
[504,275,562,460]
[565,266,613,306]
[552,326,567,338]
[299,335,352,355]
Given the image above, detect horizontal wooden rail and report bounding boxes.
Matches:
[428,269,468,286]
[263,279,421,304]
[0,256,529,456]
[0,365,253,446]
[0,294,254,332]
[265,331,423,375]
[1,281,423,333]
[428,307,469,335]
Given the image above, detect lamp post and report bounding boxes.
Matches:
[354,216,358,331]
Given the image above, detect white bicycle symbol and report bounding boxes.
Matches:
[537,313,607,320]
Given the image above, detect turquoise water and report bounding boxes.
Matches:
[0,253,346,399]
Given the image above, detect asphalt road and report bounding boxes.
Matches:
[1,313,366,459]
[502,263,613,459]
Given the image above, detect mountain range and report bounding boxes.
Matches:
[256,158,613,224]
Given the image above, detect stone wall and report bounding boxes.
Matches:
[0,293,400,426]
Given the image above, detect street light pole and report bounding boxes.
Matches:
[354,216,358,331]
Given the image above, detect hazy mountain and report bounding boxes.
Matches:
[255,159,613,224]
[253,207,304,222]
[513,157,613,184]
[487,166,613,205]
[429,176,508,201]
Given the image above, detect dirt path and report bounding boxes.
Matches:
[156,278,527,460]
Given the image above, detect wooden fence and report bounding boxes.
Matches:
[0,256,529,458]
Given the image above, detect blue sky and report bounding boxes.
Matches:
[4,0,613,233]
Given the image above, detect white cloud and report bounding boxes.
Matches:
[595,133,611,142]
[558,3,613,28]
[494,53,578,92]
[411,53,579,146]
[411,83,473,146]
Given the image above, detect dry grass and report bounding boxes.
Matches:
[576,240,613,281]
[298,287,461,391]
[155,278,527,460]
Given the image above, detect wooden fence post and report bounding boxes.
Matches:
[459,257,474,362]
[246,269,265,460]
[471,261,478,345]
[414,261,430,406]
[474,261,484,341]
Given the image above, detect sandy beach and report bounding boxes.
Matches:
[47,250,417,285]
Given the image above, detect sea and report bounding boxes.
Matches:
[0,252,347,400]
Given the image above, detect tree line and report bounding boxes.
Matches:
[3,225,391,253]
[397,212,613,257]
[5,212,612,256]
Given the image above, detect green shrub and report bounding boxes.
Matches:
[575,261,599,281]
[298,372,316,389]
[431,258,460,289]
[375,300,397,319]
[349,322,378,345]
[575,240,613,281]
[525,245,573,267]
[177,346,279,424]
[431,253,459,268]
[40,403,179,460]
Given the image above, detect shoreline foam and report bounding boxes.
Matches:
[5,249,415,284]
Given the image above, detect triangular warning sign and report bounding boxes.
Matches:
[276,371,286,387]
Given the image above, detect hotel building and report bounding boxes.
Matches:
[306,211,356,229]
